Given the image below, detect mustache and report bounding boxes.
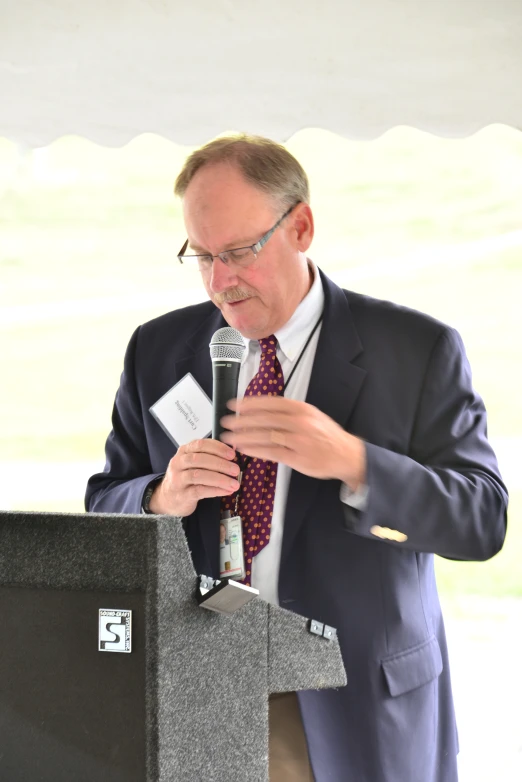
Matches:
[214,288,253,305]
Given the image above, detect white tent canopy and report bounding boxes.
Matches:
[1,0,521,148]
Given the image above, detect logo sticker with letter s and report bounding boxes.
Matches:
[98,609,132,653]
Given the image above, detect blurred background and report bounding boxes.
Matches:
[1,125,521,778]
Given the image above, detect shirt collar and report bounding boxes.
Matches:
[241,260,324,363]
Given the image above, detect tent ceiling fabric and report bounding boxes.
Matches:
[1,0,521,148]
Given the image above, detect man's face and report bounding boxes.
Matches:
[182,163,314,339]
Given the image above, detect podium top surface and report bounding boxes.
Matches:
[0,510,179,591]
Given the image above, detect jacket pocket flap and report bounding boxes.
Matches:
[381,635,443,697]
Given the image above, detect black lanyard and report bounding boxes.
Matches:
[282,313,323,394]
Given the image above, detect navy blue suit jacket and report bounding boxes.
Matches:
[86,270,507,782]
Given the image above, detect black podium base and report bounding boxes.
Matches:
[0,586,146,782]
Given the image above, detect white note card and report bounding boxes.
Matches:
[149,373,213,448]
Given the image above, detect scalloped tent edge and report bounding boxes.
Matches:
[1,0,521,148]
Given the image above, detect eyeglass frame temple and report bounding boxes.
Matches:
[250,204,295,255]
[177,238,189,264]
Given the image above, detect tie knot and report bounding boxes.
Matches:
[259,335,277,356]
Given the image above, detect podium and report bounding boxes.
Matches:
[0,511,347,781]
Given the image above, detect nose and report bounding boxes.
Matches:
[209,256,239,294]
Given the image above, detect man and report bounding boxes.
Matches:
[86,134,508,782]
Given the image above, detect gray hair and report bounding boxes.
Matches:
[174,133,310,210]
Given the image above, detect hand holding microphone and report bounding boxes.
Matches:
[148,327,245,516]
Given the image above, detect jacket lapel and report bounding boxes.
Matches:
[280,271,367,567]
[182,306,228,399]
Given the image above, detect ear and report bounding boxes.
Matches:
[292,203,314,252]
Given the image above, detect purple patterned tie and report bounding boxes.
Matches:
[221,335,284,586]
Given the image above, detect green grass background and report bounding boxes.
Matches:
[1,125,520,597]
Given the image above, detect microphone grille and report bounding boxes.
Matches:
[209,327,246,361]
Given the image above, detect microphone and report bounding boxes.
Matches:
[209,327,246,440]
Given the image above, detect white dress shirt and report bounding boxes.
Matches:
[236,262,367,605]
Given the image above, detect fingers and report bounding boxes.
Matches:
[226,396,305,416]
[153,437,240,516]
[220,427,294,456]
[219,397,335,475]
[221,411,294,434]
[222,397,307,435]
[221,442,291,465]
[172,439,240,491]
[221,399,301,438]
[218,397,365,486]
[220,398,299,455]
[179,449,241,479]
[187,484,237,504]
[181,464,240,494]
[220,410,296,462]
[182,438,237,460]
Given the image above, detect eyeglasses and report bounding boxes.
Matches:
[177,203,298,271]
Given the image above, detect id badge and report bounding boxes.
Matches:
[219,515,245,581]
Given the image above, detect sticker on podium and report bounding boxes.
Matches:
[98,609,132,653]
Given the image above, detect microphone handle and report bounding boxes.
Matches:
[212,360,241,440]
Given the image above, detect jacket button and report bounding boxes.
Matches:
[370,525,408,542]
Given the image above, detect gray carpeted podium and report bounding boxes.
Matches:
[0,511,347,782]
